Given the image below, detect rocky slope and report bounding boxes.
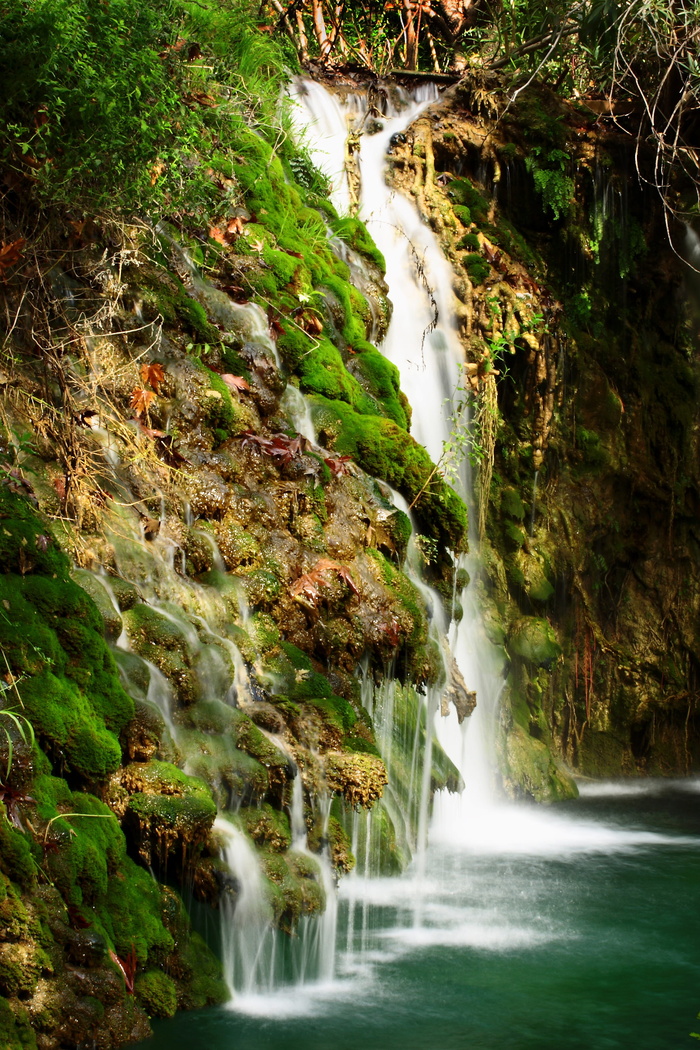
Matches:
[0,85,463,1047]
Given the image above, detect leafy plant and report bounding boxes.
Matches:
[525,147,575,220]
[0,710,35,782]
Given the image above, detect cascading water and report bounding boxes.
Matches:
[132,77,700,1050]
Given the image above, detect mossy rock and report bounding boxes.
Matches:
[135,970,178,1019]
[462,253,490,285]
[124,604,199,704]
[71,569,123,640]
[310,394,467,551]
[507,617,561,669]
[0,997,37,1050]
[501,486,526,520]
[124,603,192,653]
[0,818,36,889]
[187,742,270,805]
[0,570,133,781]
[0,487,69,578]
[122,761,217,865]
[324,751,388,807]
[501,722,577,802]
[238,803,291,853]
[341,797,408,876]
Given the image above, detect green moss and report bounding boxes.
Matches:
[232,712,291,770]
[136,970,178,1018]
[177,293,219,343]
[447,178,489,221]
[306,694,357,734]
[202,366,242,439]
[351,349,409,428]
[502,720,577,802]
[330,216,386,273]
[462,253,490,285]
[0,569,132,780]
[0,487,69,578]
[504,520,527,549]
[124,761,217,851]
[507,617,562,669]
[310,395,467,551]
[0,997,37,1050]
[456,233,481,252]
[501,486,526,520]
[0,818,35,889]
[453,205,472,225]
[238,803,291,853]
[34,783,125,904]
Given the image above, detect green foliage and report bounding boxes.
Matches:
[0,0,295,214]
[525,147,575,220]
[0,0,184,210]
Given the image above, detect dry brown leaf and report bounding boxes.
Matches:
[130,388,156,419]
[0,239,25,273]
[139,362,165,393]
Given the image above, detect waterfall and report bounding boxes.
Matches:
[293,77,504,827]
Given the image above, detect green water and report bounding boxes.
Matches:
[136,781,700,1050]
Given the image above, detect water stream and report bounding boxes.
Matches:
[132,80,700,1046]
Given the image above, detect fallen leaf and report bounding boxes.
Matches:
[221,374,250,393]
[139,362,165,393]
[130,388,156,418]
[0,239,25,273]
[134,420,166,439]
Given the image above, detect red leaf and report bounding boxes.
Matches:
[324,454,353,477]
[134,420,166,439]
[109,948,137,994]
[290,558,358,608]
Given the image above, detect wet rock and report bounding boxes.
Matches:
[440,656,477,723]
[507,617,562,669]
[324,751,388,807]
[66,929,107,968]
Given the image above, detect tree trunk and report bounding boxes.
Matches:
[403,0,419,69]
[311,0,330,57]
[295,8,310,62]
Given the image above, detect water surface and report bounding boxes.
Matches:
[136,780,700,1050]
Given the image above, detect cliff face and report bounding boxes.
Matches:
[389,72,700,795]
[2,65,699,1048]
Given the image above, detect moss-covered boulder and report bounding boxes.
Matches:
[507,617,562,668]
[121,761,217,866]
